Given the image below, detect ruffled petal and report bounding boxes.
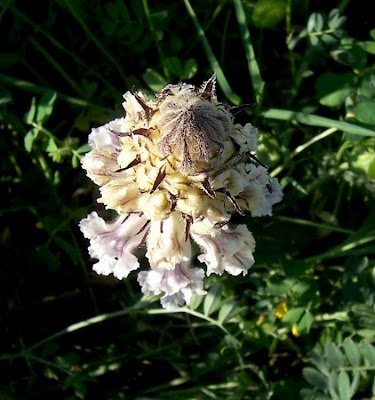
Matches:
[88,119,125,151]
[79,212,149,279]
[145,212,190,270]
[137,262,206,309]
[191,221,255,276]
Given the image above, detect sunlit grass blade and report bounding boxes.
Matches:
[233,0,264,104]
[275,215,354,235]
[183,0,241,105]
[262,108,375,137]
[306,231,375,262]
[62,0,130,87]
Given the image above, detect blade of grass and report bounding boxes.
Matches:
[285,0,296,90]
[29,37,81,95]
[306,231,375,262]
[62,0,130,87]
[233,0,264,105]
[0,73,116,114]
[183,0,241,105]
[142,0,170,80]
[9,5,116,91]
[275,215,354,235]
[262,109,375,137]
[271,127,338,177]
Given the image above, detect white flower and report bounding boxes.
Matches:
[79,212,149,279]
[80,76,283,309]
[88,119,124,151]
[191,221,255,276]
[266,177,283,205]
[145,212,191,271]
[138,261,206,309]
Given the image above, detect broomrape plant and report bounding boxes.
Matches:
[79,75,282,308]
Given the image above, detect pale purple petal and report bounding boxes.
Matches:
[191,222,255,276]
[79,212,149,279]
[266,177,283,206]
[88,118,125,151]
[146,212,191,270]
[137,262,206,309]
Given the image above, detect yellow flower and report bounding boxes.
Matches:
[275,301,288,319]
[79,75,283,308]
[292,323,301,337]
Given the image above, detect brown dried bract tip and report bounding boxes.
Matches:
[155,74,232,173]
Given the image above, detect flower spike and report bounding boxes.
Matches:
[80,77,283,308]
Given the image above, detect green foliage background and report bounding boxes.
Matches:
[1,0,375,399]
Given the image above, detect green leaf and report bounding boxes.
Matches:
[359,70,375,100]
[350,371,360,397]
[76,144,91,154]
[338,371,351,400]
[164,57,183,78]
[203,285,222,316]
[182,58,198,80]
[370,29,375,41]
[348,138,375,177]
[310,349,330,376]
[303,367,328,390]
[307,13,323,33]
[351,304,375,330]
[328,9,345,30]
[359,340,375,365]
[72,154,79,168]
[327,372,340,400]
[282,307,304,324]
[310,35,319,47]
[142,68,167,92]
[24,128,39,152]
[353,101,375,125]
[343,338,361,366]
[325,343,344,368]
[331,45,367,68]
[189,293,204,311]
[297,310,314,334]
[25,97,37,124]
[46,137,58,153]
[37,91,57,124]
[218,299,237,324]
[359,41,375,54]
[292,281,311,296]
[72,380,87,399]
[321,34,338,46]
[250,0,286,29]
[266,279,289,295]
[315,73,356,107]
